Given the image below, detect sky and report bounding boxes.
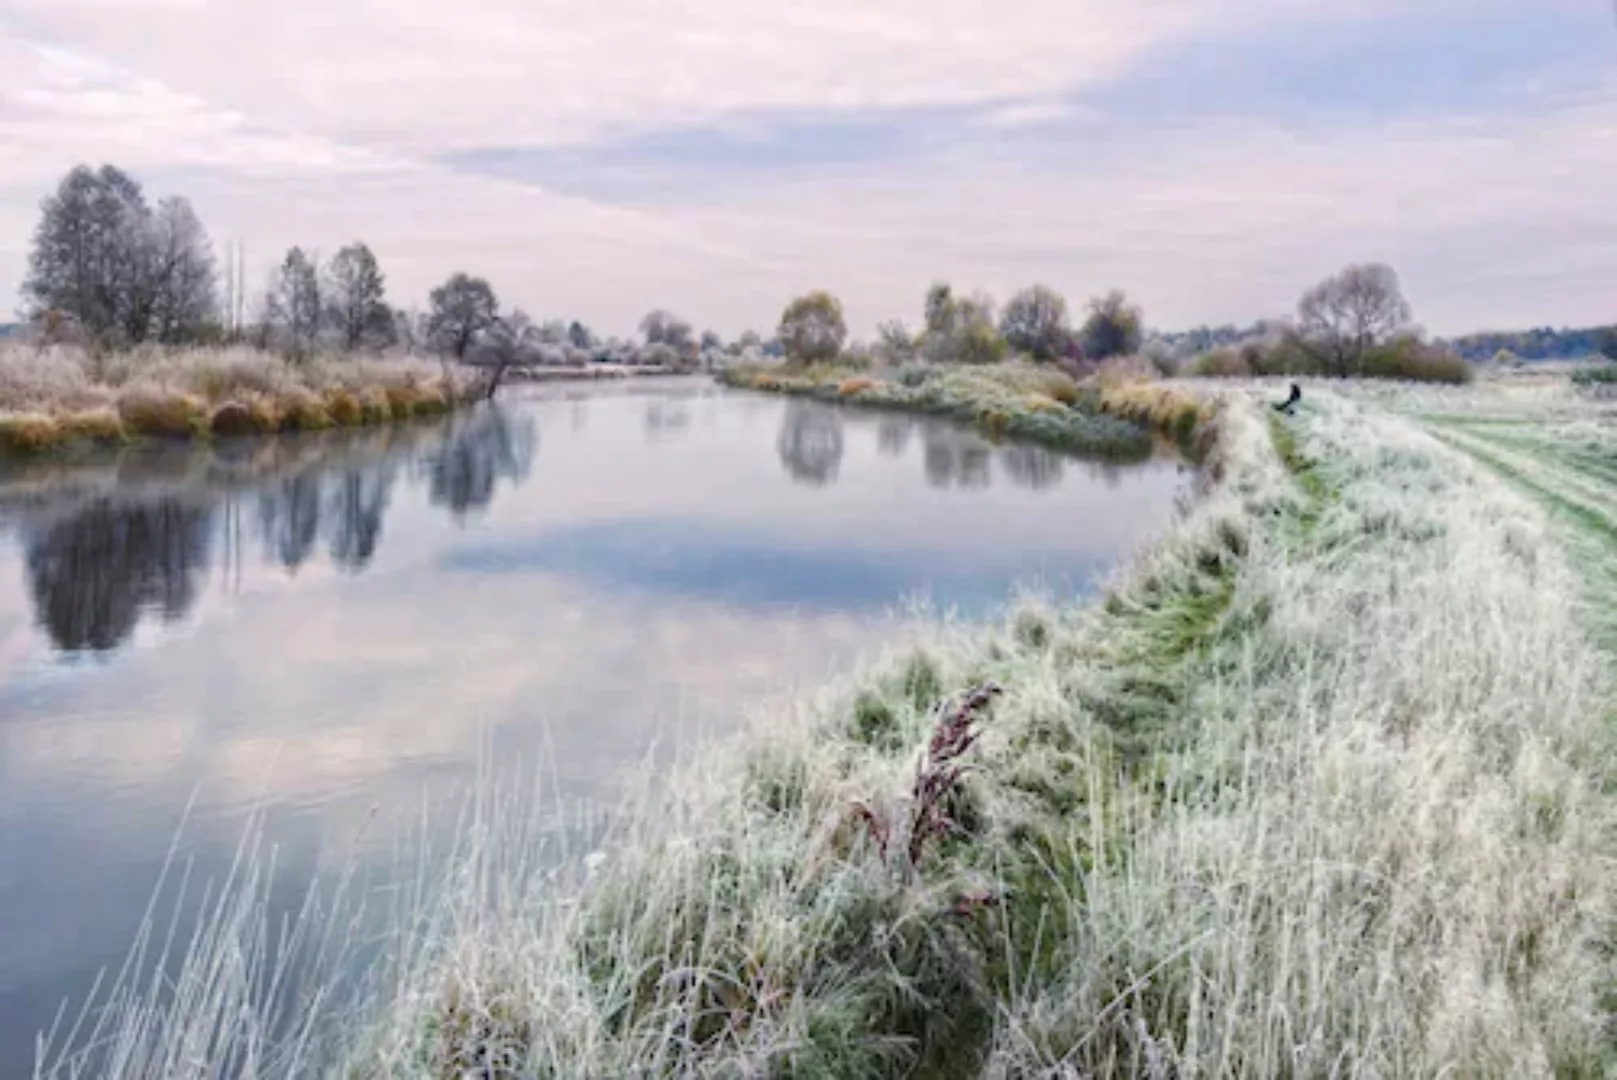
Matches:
[0,0,1612,339]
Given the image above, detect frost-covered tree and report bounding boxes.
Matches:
[778,290,848,364]
[1000,285,1070,361]
[427,273,499,359]
[324,242,393,352]
[1297,263,1413,375]
[266,247,323,360]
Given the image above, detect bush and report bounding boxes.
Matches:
[57,408,125,443]
[1570,364,1617,388]
[325,388,364,426]
[1360,337,1472,384]
[281,387,334,430]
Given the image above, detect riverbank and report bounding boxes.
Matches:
[0,344,484,456]
[720,360,1217,461]
[43,380,1617,1077]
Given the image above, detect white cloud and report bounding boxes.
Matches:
[0,1,1614,334]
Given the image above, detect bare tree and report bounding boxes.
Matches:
[1297,263,1413,376]
[266,247,322,360]
[148,197,218,344]
[920,284,1003,364]
[426,273,499,360]
[467,309,543,399]
[1000,285,1070,361]
[778,290,848,364]
[325,242,393,352]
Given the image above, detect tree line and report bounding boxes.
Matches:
[17,163,749,369]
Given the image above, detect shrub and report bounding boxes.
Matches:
[1360,337,1472,384]
[244,394,287,433]
[210,401,257,437]
[1570,364,1617,388]
[896,363,936,388]
[837,377,877,398]
[1191,346,1250,378]
[357,386,394,422]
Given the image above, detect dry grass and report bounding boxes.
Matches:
[0,343,481,453]
[37,382,1617,1078]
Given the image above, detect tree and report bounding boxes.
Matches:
[1596,326,1617,362]
[1079,290,1143,361]
[1000,285,1070,361]
[324,242,392,352]
[700,329,724,353]
[23,164,218,345]
[920,285,1003,364]
[568,320,595,350]
[427,273,499,360]
[1297,263,1412,376]
[875,319,917,363]
[392,307,426,355]
[640,309,695,355]
[778,290,848,364]
[266,247,322,360]
[466,309,542,399]
[146,196,218,345]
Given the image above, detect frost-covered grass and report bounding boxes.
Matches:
[0,344,482,455]
[721,361,1213,461]
[38,387,1617,1077]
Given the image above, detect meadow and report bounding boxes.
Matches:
[36,368,1617,1077]
[0,344,482,455]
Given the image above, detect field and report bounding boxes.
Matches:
[0,344,483,455]
[37,373,1617,1077]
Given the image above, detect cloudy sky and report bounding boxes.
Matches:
[0,0,1611,339]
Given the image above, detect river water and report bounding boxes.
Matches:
[0,378,1189,1072]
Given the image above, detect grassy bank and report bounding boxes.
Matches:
[0,344,483,456]
[43,381,1617,1077]
[720,361,1217,462]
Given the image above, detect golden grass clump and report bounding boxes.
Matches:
[837,376,877,397]
[0,412,62,453]
[56,408,126,444]
[281,386,333,430]
[357,386,394,423]
[325,388,364,426]
[117,387,208,438]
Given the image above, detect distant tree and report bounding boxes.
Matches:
[920,285,1003,364]
[266,247,323,360]
[1000,285,1070,361]
[466,308,542,399]
[324,242,393,352]
[147,196,218,345]
[639,309,695,355]
[737,329,763,352]
[1597,326,1617,362]
[778,290,848,364]
[875,319,917,363]
[23,165,218,345]
[392,307,426,355]
[1079,290,1144,361]
[923,283,956,339]
[700,329,724,353]
[568,320,595,350]
[1297,263,1412,376]
[427,273,499,359]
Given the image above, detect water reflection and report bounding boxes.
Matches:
[1000,445,1065,491]
[421,408,537,520]
[923,428,992,490]
[25,498,214,653]
[13,405,537,654]
[776,401,845,487]
[876,415,914,458]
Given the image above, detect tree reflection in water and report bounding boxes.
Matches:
[24,497,214,653]
[423,405,538,520]
[922,429,992,490]
[776,401,845,487]
[18,403,539,653]
[999,444,1065,491]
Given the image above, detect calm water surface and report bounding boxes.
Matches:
[0,378,1188,1070]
